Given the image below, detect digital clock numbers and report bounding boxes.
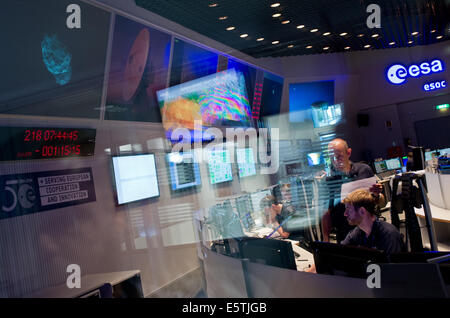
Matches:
[0,127,96,161]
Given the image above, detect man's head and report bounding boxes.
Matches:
[260,195,282,222]
[280,184,292,202]
[328,138,352,172]
[342,189,377,226]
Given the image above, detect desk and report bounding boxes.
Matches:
[28,270,142,298]
[244,227,315,272]
[415,203,450,251]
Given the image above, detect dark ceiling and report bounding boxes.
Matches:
[134,0,450,58]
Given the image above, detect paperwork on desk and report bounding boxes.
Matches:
[340,176,377,201]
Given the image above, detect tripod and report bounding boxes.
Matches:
[390,173,438,252]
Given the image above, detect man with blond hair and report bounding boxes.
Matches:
[342,189,404,254]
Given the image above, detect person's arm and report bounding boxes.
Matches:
[277,226,290,239]
[369,183,387,208]
[321,210,332,242]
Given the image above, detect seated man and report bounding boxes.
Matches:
[259,193,302,240]
[321,138,385,243]
[342,189,405,254]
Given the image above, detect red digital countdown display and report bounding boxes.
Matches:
[0,127,96,161]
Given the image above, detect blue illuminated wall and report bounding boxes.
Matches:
[289,80,335,122]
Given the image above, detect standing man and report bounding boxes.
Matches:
[321,138,384,243]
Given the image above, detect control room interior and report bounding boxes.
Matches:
[0,0,449,298]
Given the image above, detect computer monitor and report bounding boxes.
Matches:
[236,148,257,178]
[208,149,233,184]
[238,237,297,270]
[209,200,245,239]
[311,241,389,278]
[112,154,160,205]
[307,152,324,166]
[167,152,201,191]
[385,158,402,171]
[374,160,388,174]
[424,150,435,161]
[438,148,450,156]
[235,195,255,231]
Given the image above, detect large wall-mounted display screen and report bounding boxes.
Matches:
[167,152,201,191]
[259,72,284,118]
[236,148,257,178]
[105,15,172,122]
[169,39,219,87]
[0,0,110,118]
[0,127,96,161]
[157,69,252,140]
[289,80,339,127]
[208,149,233,185]
[112,154,160,205]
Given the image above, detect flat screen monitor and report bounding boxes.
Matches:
[307,152,324,166]
[156,68,252,141]
[425,151,435,161]
[167,152,201,191]
[238,237,297,270]
[235,195,255,231]
[236,148,256,178]
[439,148,450,156]
[112,154,160,205]
[374,161,388,174]
[209,200,245,239]
[208,149,233,184]
[311,241,388,278]
[312,103,343,128]
[385,158,402,171]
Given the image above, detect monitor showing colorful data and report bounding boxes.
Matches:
[208,149,233,184]
[167,152,201,191]
[236,148,256,178]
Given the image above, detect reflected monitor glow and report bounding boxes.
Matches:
[307,152,324,166]
[167,152,201,191]
[385,158,402,171]
[112,154,160,205]
[208,149,233,184]
[237,148,256,178]
[157,69,252,139]
[312,103,343,128]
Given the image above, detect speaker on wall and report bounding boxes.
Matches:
[357,114,370,127]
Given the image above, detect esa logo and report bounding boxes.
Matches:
[386,59,444,85]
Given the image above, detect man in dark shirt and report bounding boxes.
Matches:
[260,194,298,239]
[342,189,404,254]
[321,138,385,243]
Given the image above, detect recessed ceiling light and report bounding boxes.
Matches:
[408,40,413,44]
[219,16,228,20]
[257,37,264,41]
[389,41,395,45]
[208,3,218,7]
[271,3,280,7]
[364,44,371,48]
[358,34,364,37]
[323,46,330,50]
[288,45,294,48]
[272,40,280,44]
[297,25,305,29]
[272,13,281,17]
[344,46,350,50]
[282,20,290,24]
[306,45,312,49]
[240,34,248,38]
[436,35,443,39]
[323,32,331,36]
[310,28,319,32]
[431,30,436,33]
[340,32,348,36]
[411,32,419,36]
[226,26,235,31]
[372,34,379,38]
